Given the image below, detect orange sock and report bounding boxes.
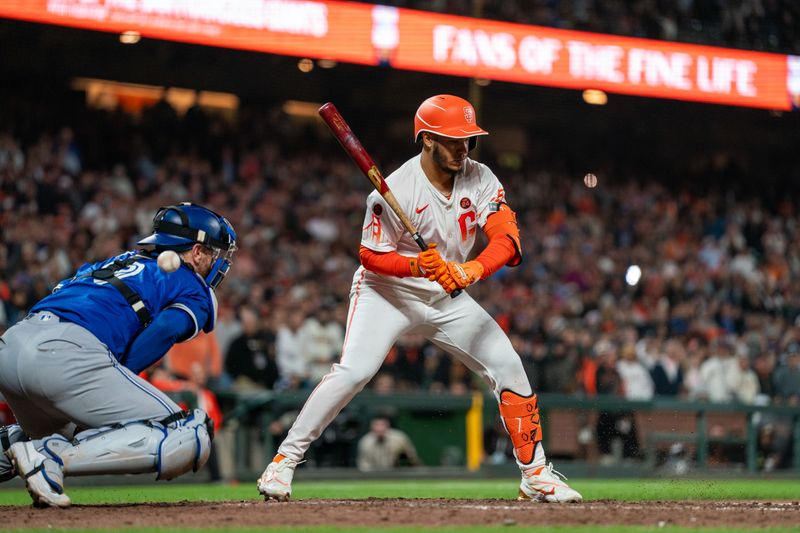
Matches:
[273,454,286,463]
[498,390,543,465]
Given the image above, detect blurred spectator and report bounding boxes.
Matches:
[225,306,279,390]
[382,334,427,390]
[698,337,737,402]
[356,417,420,471]
[301,304,343,384]
[757,419,794,471]
[594,340,640,462]
[729,351,760,405]
[773,343,800,404]
[371,372,397,395]
[310,408,362,468]
[541,328,581,394]
[215,301,242,358]
[165,331,223,389]
[649,339,684,396]
[274,309,309,389]
[616,343,654,400]
[683,339,708,400]
[753,352,777,397]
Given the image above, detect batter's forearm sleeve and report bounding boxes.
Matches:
[359,245,415,278]
[124,308,195,373]
[476,204,522,278]
[475,236,518,279]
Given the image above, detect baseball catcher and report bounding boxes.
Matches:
[0,203,236,507]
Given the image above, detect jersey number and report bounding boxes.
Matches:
[459,211,477,241]
[93,262,145,285]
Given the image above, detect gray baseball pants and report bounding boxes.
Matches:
[0,311,180,439]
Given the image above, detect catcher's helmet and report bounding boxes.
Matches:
[138,203,237,288]
[414,94,488,151]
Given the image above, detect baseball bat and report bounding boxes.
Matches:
[319,102,461,298]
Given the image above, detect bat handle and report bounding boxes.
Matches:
[411,233,427,251]
[413,233,461,298]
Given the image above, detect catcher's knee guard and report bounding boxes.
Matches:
[0,424,28,482]
[156,409,212,480]
[499,390,542,465]
[40,409,212,481]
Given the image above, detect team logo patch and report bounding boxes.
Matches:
[460,197,472,209]
[373,204,383,216]
[463,106,474,124]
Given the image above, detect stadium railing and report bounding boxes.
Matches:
[214,390,800,478]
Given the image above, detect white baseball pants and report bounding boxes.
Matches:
[277,281,533,462]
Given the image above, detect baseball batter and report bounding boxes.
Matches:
[258,95,582,503]
[0,203,236,507]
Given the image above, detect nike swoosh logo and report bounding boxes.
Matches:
[416,204,430,214]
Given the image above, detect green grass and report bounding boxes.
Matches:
[3,479,799,532]
[0,478,798,506]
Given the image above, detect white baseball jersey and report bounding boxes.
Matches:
[358,154,506,297]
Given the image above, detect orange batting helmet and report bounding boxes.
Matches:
[414,94,488,150]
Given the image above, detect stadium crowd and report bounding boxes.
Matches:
[0,91,798,468]
[362,0,800,54]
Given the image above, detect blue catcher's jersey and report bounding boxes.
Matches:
[32,251,216,361]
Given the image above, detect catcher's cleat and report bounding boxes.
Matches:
[518,462,582,503]
[257,456,297,502]
[7,441,70,508]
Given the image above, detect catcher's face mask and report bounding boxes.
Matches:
[206,242,236,290]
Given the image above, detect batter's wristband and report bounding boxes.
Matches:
[409,257,421,277]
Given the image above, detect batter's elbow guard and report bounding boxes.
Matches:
[484,203,522,267]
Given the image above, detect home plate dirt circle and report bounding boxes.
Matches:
[2,499,800,529]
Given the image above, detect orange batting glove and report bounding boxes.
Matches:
[410,243,445,277]
[431,260,485,293]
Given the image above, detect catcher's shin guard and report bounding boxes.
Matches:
[499,390,542,465]
[38,409,212,481]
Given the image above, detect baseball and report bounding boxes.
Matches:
[583,173,598,188]
[157,250,181,273]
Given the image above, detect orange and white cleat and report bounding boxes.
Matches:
[257,456,298,502]
[518,462,582,503]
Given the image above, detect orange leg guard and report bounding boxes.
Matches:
[499,390,542,465]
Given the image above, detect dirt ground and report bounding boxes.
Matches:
[4,499,800,529]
